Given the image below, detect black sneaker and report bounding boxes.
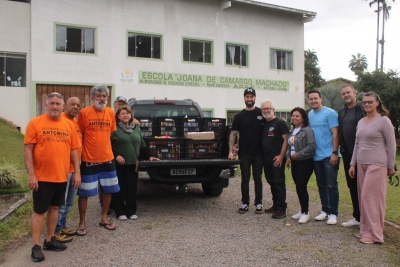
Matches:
[264,206,277,214]
[272,210,287,219]
[238,204,249,214]
[255,204,263,214]
[31,244,45,262]
[43,236,67,251]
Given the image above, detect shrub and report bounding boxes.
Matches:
[0,159,23,189]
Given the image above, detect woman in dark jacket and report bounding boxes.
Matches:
[111,106,158,220]
[286,107,316,224]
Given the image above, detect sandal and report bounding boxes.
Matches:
[76,228,87,236]
[99,222,116,230]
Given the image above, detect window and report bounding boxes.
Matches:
[275,111,291,126]
[270,49,292,70]
[56,25,95,54]
[183,39,212,63]
[226,44,247,66]
[202,110,213,117]
[128,33,161,59]
[0,53,26,87]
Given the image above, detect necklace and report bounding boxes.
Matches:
[93,106,106,129]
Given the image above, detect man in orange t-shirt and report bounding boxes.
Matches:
[77,84,120,234]
[24,93,80,262]
[54,97,83,243]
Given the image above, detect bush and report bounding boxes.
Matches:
[0,159,23,189]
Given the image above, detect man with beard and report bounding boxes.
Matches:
[260,100,289,219]
[338,85,365,228]
[54,97,83,243]
[229,87,264,214]
[308,90,339,225]
[76,85,120,235]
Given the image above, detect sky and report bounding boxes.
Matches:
[260,0,400,81]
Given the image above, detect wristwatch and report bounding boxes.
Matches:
[332,151,338,155]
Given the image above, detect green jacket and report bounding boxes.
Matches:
[111,126,146,165]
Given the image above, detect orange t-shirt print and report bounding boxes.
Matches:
[78,106,116,163]
[24,114,80,183]
[61,113,82,173]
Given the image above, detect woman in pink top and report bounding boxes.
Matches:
[349,92,396,244]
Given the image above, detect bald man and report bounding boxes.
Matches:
[54,97,83,243]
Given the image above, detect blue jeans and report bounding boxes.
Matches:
[55,173,76,233]
[314,157,340,216]
[240,156,263,205]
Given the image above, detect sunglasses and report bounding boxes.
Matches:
[47,93,64,100]
[362,100,376,105]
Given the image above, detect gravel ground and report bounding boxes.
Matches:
[0,178,397,267]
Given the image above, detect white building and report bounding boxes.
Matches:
[0,0,316,133]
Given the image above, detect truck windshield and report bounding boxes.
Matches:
[132,105,201,118]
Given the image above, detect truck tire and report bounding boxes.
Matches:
[201,183,223,196]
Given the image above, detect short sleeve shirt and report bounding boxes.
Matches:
[78,106,116,163]
[231,107,264,158]
[24,114,80,183]
[262,117,289,162]
[308,107,338,161]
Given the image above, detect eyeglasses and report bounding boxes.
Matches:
[362,100,375,105]
[262,108,273,111]
[47,93,64,100]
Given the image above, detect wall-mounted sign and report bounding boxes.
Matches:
[138,71,289,91]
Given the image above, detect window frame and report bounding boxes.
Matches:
[224,42,249,68]
[182,37,214,65]
[275,110,292,127]
[269,47,294,71]
[54,22,97,56]
[201,108,214,118]
[126,30,163,61]
[0,52,27,87]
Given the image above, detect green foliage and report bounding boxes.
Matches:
[304,49,324,92]
[319,83,344,112]
[348,53,368,76]
[355,69,400,136]
[0,159,22,189]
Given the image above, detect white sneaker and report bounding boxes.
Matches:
[129,215,138,220]
[314,211,328,221]
[118,215,127,221]
[298,213,310,224]
[341,218,360,228]
[291,211,302,220]
[327,214,338,225]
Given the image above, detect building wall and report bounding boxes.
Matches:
[3,0,309,132]
[0,0,31,131]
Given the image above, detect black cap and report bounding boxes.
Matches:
[243,87,256,96]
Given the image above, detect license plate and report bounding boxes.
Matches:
[170,168,196,176]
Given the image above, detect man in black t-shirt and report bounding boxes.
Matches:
[261,100,289,219]
[229,88,264,214]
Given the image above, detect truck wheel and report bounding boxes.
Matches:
[201,183,223,196]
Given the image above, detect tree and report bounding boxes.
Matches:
[367,0,395,70]
[349,53,368,76]
[320,83,344,112]
[304,49,324,92]
[355,69,400,136]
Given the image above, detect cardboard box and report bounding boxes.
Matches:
[184,131,215,140]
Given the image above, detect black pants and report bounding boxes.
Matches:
[342,151,360,221]
[291,157,314,213]
[240,156,263,205]
[112,164,138,218]
[264,160,287,211]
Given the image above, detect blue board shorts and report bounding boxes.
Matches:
[77,160,120,197]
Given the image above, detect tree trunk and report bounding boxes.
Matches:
[375,0,381,70]
[381,8,385,71]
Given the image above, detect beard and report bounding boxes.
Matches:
[94,100,107,111]
[245,100,255,108]
[262,113,273,120]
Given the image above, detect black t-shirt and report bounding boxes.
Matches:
[262,117,289,162]
[231,107,264,158]
[342,106,357,153]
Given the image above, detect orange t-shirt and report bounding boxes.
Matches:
[24,114,80,183]
[78,106,116,163]
[61,113,82,172]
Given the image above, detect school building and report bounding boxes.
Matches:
[0,0,316,133]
